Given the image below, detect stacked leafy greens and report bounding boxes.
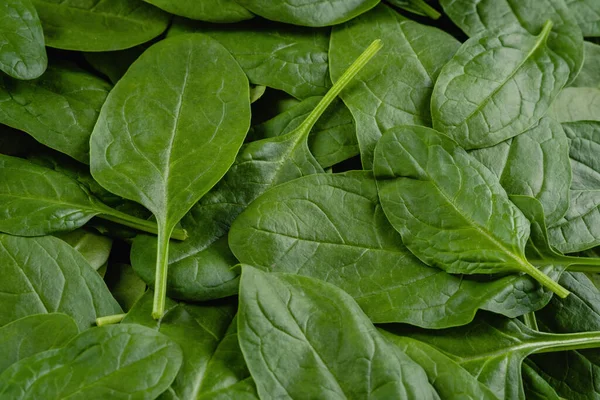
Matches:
[2,0,600,398]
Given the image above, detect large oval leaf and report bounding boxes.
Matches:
[550,87,600,122]
[373,125,568,297]
[0,314,78,374]
[144,0,253,22]
[0,63,111,163]
[233,0,379,27]
[229,171,557,328]
[238,266,438,399]
[168,18,331,100]
[329,4,460,168]
[90,34,251,318]
[439,0,584,83]
[0,0,46,80]
[431,23,570,149]
[0,234,122,330]
[31,0,169,51]
[0,324,183,399]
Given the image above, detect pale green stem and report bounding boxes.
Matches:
[97,210,188,241]
[414,0,441,19]
[96,313,127,326]
[535,331,600,353]
[520,260,569,298]
[152,223,174,319]
[523,312,539,331]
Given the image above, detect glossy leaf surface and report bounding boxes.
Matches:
[144,0,253,22]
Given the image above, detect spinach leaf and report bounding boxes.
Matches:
[373,125,569,297]
[0,324,183,399]
[252,96,358,168]
[31,0,169,51]
[390,314,600,399]
[229,171,560,328]
[329,4,460,167]
[0,313,78,374]
[386,0,441,19]
[0,63,111,163]
[565,0,600,37]
[238,265,439,399]
[0,154,186,239]
[105,264,146,312]
[124,292,258,400]
[84,43,152,85]
[143,0,253,22]
[0,0,46,80]
[168,18,331,100]
[431,22,570,149]
[0,234,122,330]
[55,228,112,271]
[550,121,600,252]
[90,34,251,319]
[522,361,562,400]
[233,0,379,27]
[471,117,571,226]
[439,0,584,83]
[570,41,600,87]
[550,87,600,122]
[129,40,381,304]
[380,332,499,399]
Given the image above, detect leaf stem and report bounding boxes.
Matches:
[96,210,188,241]
[535,331,600,353]
[523,312,539,331]
[520,261,570,298]
[298,39,383,138]
[413,0,441,19]
[96,313,127,326]
[152,224,173,319]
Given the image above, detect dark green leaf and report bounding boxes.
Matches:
[238,266,438,399]
[124,292,257,400]
[32,0,170,51]
[55,228,112,271]
[0,234,122,330]
[0,63,111,163]
[84,43,151,85]
[0,313,78,374]
[0,324,183,399]
[0,0,46,80]
[106,264,146,312]
[329,4,460,167]
[233,0,379,27]
[143,0,253,22]
[373,125,568,297]
[521,361,561,400]
[386,0,441,19]
[431,23,570,149]
[168,18,331,100]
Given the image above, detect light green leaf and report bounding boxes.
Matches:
[0,0,46,80]
[0,234,122,330]
[55,228,112,271]
[565,0,600,37]
[570,41,600,87]
[386,0,441,19]
[330,4,460,167]
[551,87,600,122]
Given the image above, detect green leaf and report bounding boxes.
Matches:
[329,4,460,168]
[0,0,46,80]
[0,63,112,163]
[55,228,112,271]
[565,0,600,37]
[143,0,253,22]
[84,43,152,85]
[90,34,251,318]
[168,18,331,100]
[0,314,78,374]
[0,234,122,330]
[391,314,600,399]
[31,0,170,51]
[229,171,557,328]
[386,0,441,19]
[105,264,146,312]
[471,117,572,225]
[439,0,584,83]
[521,361,562,400]
[380,332,499,399]
[570,41,600,87]
[124,292,258,400]
[0,324,183,399]
[233,0,379,27]
[431,22,570,149]
[550,87,600,122]
[0,154,185,239]
[129,40,381,304]
[238,266,439,399]
[550,122,600,252]
[373,125,569,297]
[252,96,358,168]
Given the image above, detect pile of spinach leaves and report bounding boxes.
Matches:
[2,0,600,398]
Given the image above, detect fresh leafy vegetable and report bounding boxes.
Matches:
[386,0,441,19]
[0,324,183,399]
[143,0,253,22]
[570,41,600,87]
[373,125,569,296]
[565,0,600,37]
[0,0,46,80]
[551,87,600,122]
[55,228,112,271]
